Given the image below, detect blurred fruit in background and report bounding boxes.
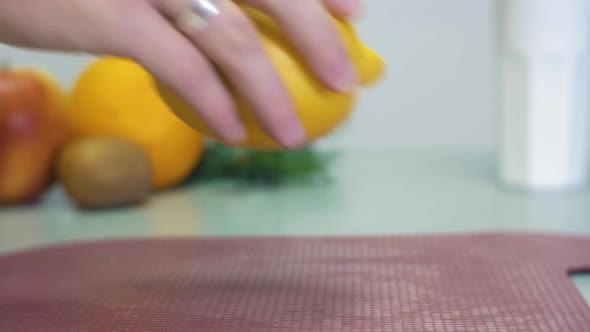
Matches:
[157,6,386,150]
[0,65,70,205]
[0,9,383,209]
[68,57,206,191]
[56,136,152,209]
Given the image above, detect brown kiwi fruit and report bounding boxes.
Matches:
[56,136,152,209]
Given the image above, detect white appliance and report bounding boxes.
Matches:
[498,0,590,191]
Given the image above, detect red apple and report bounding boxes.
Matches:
[0,65,70,205]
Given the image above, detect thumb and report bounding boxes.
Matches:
[322,0,363,18]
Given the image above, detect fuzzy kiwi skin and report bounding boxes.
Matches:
[56,137,152,209]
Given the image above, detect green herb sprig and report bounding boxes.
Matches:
[184,141,337,187]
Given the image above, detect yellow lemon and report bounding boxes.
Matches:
[68,57,206,190]
[156,6,386,150]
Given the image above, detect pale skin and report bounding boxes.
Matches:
[0,0,362,149]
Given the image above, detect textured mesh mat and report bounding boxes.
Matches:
[1,233,590,331]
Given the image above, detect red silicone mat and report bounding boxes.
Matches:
[1,233,590,331]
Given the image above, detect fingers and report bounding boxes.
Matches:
[240,0,358,93]
[122,0,357,149]
[121,5,246,143]
[322,0,364,18]
[163,0,306,148]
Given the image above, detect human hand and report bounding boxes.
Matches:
[0,0,363,149]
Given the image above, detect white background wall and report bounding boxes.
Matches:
[0,0,497,151]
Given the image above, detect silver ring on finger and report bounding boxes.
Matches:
[175,0,221,34]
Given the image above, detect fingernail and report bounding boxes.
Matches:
[279,121,307,149]
[343,0,363,17]
[224,122,247,143]
[332,61,358,93]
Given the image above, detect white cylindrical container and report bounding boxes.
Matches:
[498,0,590,191]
